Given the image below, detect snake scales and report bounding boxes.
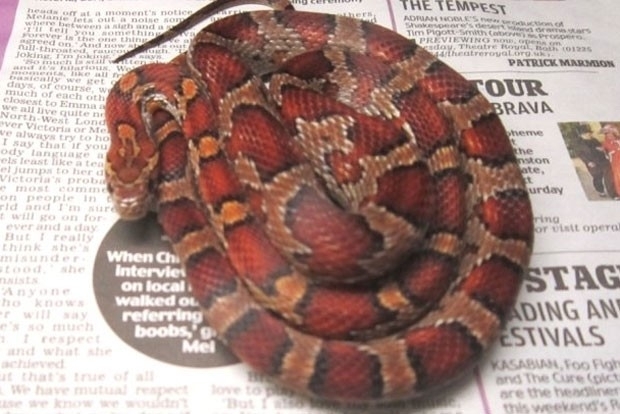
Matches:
[105,0,533,402]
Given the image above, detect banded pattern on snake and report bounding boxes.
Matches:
[105,0,533,402]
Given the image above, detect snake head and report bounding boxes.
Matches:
[105,152,158,221]
[105,120,159,221]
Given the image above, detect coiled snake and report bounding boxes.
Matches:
[105,0,533,402]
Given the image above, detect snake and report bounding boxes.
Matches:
[104,0,534,402]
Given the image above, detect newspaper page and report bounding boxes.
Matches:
[1,0,619,413]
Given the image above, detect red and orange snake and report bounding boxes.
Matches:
[105,0,533,402]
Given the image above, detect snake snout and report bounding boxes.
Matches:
[108,179,154,221]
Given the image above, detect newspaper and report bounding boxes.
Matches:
[1,0,619,412]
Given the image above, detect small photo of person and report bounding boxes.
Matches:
[559,121,619,201]
[600,124,620,199]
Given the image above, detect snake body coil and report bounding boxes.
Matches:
[105,0,533,402]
